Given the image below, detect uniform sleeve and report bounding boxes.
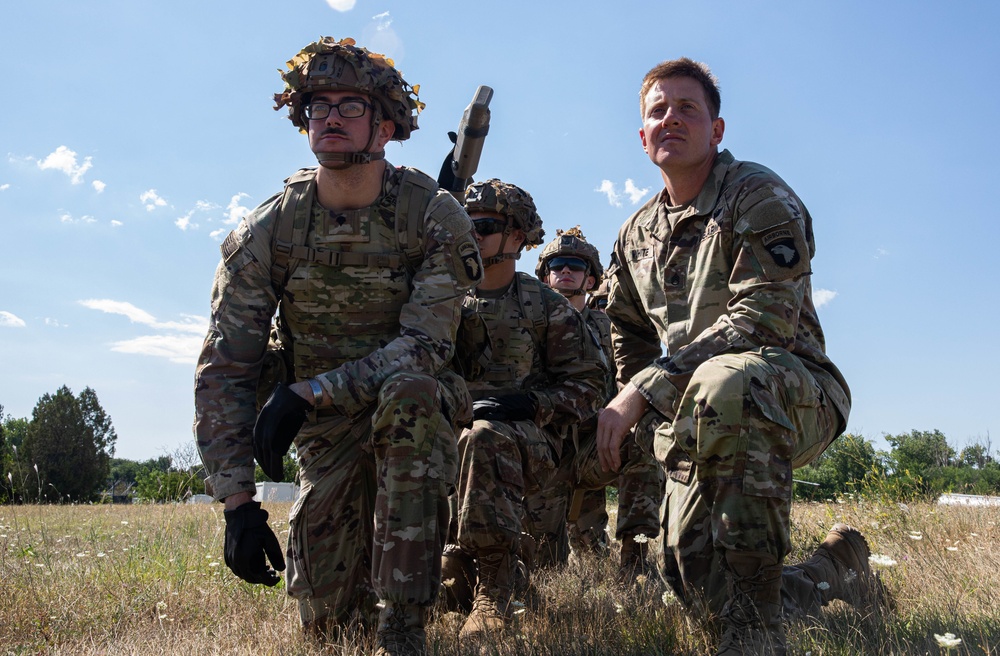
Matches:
[605,237,663,388]
[315,190,483,417]
[630,181,813,418]
[194,197,281,500]
[531,290,609,429]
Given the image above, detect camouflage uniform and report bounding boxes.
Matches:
[524,304,664,566]
[606,149,851,617]
[195,162,481,629]
[452,272,607,557]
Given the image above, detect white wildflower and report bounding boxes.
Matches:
[908,531,923,540]
[869,554,897,568]
[632,534,650,544]
[934,633,962,649]
[816,581,831,591]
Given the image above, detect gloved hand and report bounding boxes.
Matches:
[223,501,285,586]
[472,393,538,422]
[253,382,312,482]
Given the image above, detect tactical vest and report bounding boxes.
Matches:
[583,307,617,404]
[268,167,438,380]
[465,272,549,397]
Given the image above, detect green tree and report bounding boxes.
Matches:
[1,412,30,502]
[887,429,955,472]
[793,433,885,500]
[20,386,117,502]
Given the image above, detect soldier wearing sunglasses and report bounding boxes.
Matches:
[523,228,664,582]
[441,180,607,641]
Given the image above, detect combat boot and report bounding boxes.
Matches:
[373,603,426,656]
[797,523,891,610]
[459,549,516,640]
[716,551,786,656]
[441,544,476,614]
[617,535,651,583]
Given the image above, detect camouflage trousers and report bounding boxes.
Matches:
[286,369,466,629]
[524,415,664,567]
[655,347,843,617]
[449,418,558,556]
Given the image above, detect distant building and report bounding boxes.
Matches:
[255,482,300,503]
[937,493,1000,507]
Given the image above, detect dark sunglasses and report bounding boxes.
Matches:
[547,256,588,273]
[472,218,508,237]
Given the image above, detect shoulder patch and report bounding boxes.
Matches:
[760,228,801,269]
[458,240,482,282]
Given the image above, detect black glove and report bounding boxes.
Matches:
[253,382,312,482]
[472,394,538,422]
[436,131,459,192]
[223,501,285,586]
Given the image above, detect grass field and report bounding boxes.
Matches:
[2,499,998,655]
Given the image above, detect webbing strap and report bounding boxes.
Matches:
[270,168,317,297]
[396,169,437,270]
[284,245,402,269]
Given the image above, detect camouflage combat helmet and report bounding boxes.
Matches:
[273,36,423,166]
[535,226,603,287]
[465,179,544,267]
[587,278,610,310]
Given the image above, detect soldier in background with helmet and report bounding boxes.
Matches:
[525,229,664,579]
[193,37,482,655]
[442,180,606,640]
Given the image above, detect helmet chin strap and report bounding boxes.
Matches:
[314,109,386,169]
[481,225,522,267]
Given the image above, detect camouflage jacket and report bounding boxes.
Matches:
[582,306,617,406]
[194,163,482,500]
[464,272,607,431]
[607,149,850,427]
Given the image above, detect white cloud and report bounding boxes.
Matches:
[0,183,9,191]
[874,248,889,259]
[226,193,250,225]
[209,228,227,240]
[108,334,204,365]
[596,180,622,207]
[59,213,97,224]
[111,220,123,227]
[0,311,26,328]
[813,288,838,308]
[80,299,158,324]
[140,189,168,211]
[325,0,356,10]
[37,146,94,184]
[596,179,649,207]
[364,11,403,59]
[175,214,196,231]
[92,180,106,193]
[624,179,650,204]
[79,300,208,364]
[44,318,67,328]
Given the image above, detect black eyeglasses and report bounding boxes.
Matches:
[472,218,508,237]
[547,256,588,273]
[302,100,371,120]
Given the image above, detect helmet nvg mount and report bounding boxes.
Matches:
[464,178,544,267]
[536,226,602,296]
[273,36,423,168]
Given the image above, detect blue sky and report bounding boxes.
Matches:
[1,0,998,462]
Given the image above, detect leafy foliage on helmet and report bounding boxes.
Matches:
[535,226,603,285]
[464,178,544,248]
[273,36,423,140]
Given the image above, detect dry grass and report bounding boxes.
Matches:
[2,500,999,655]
